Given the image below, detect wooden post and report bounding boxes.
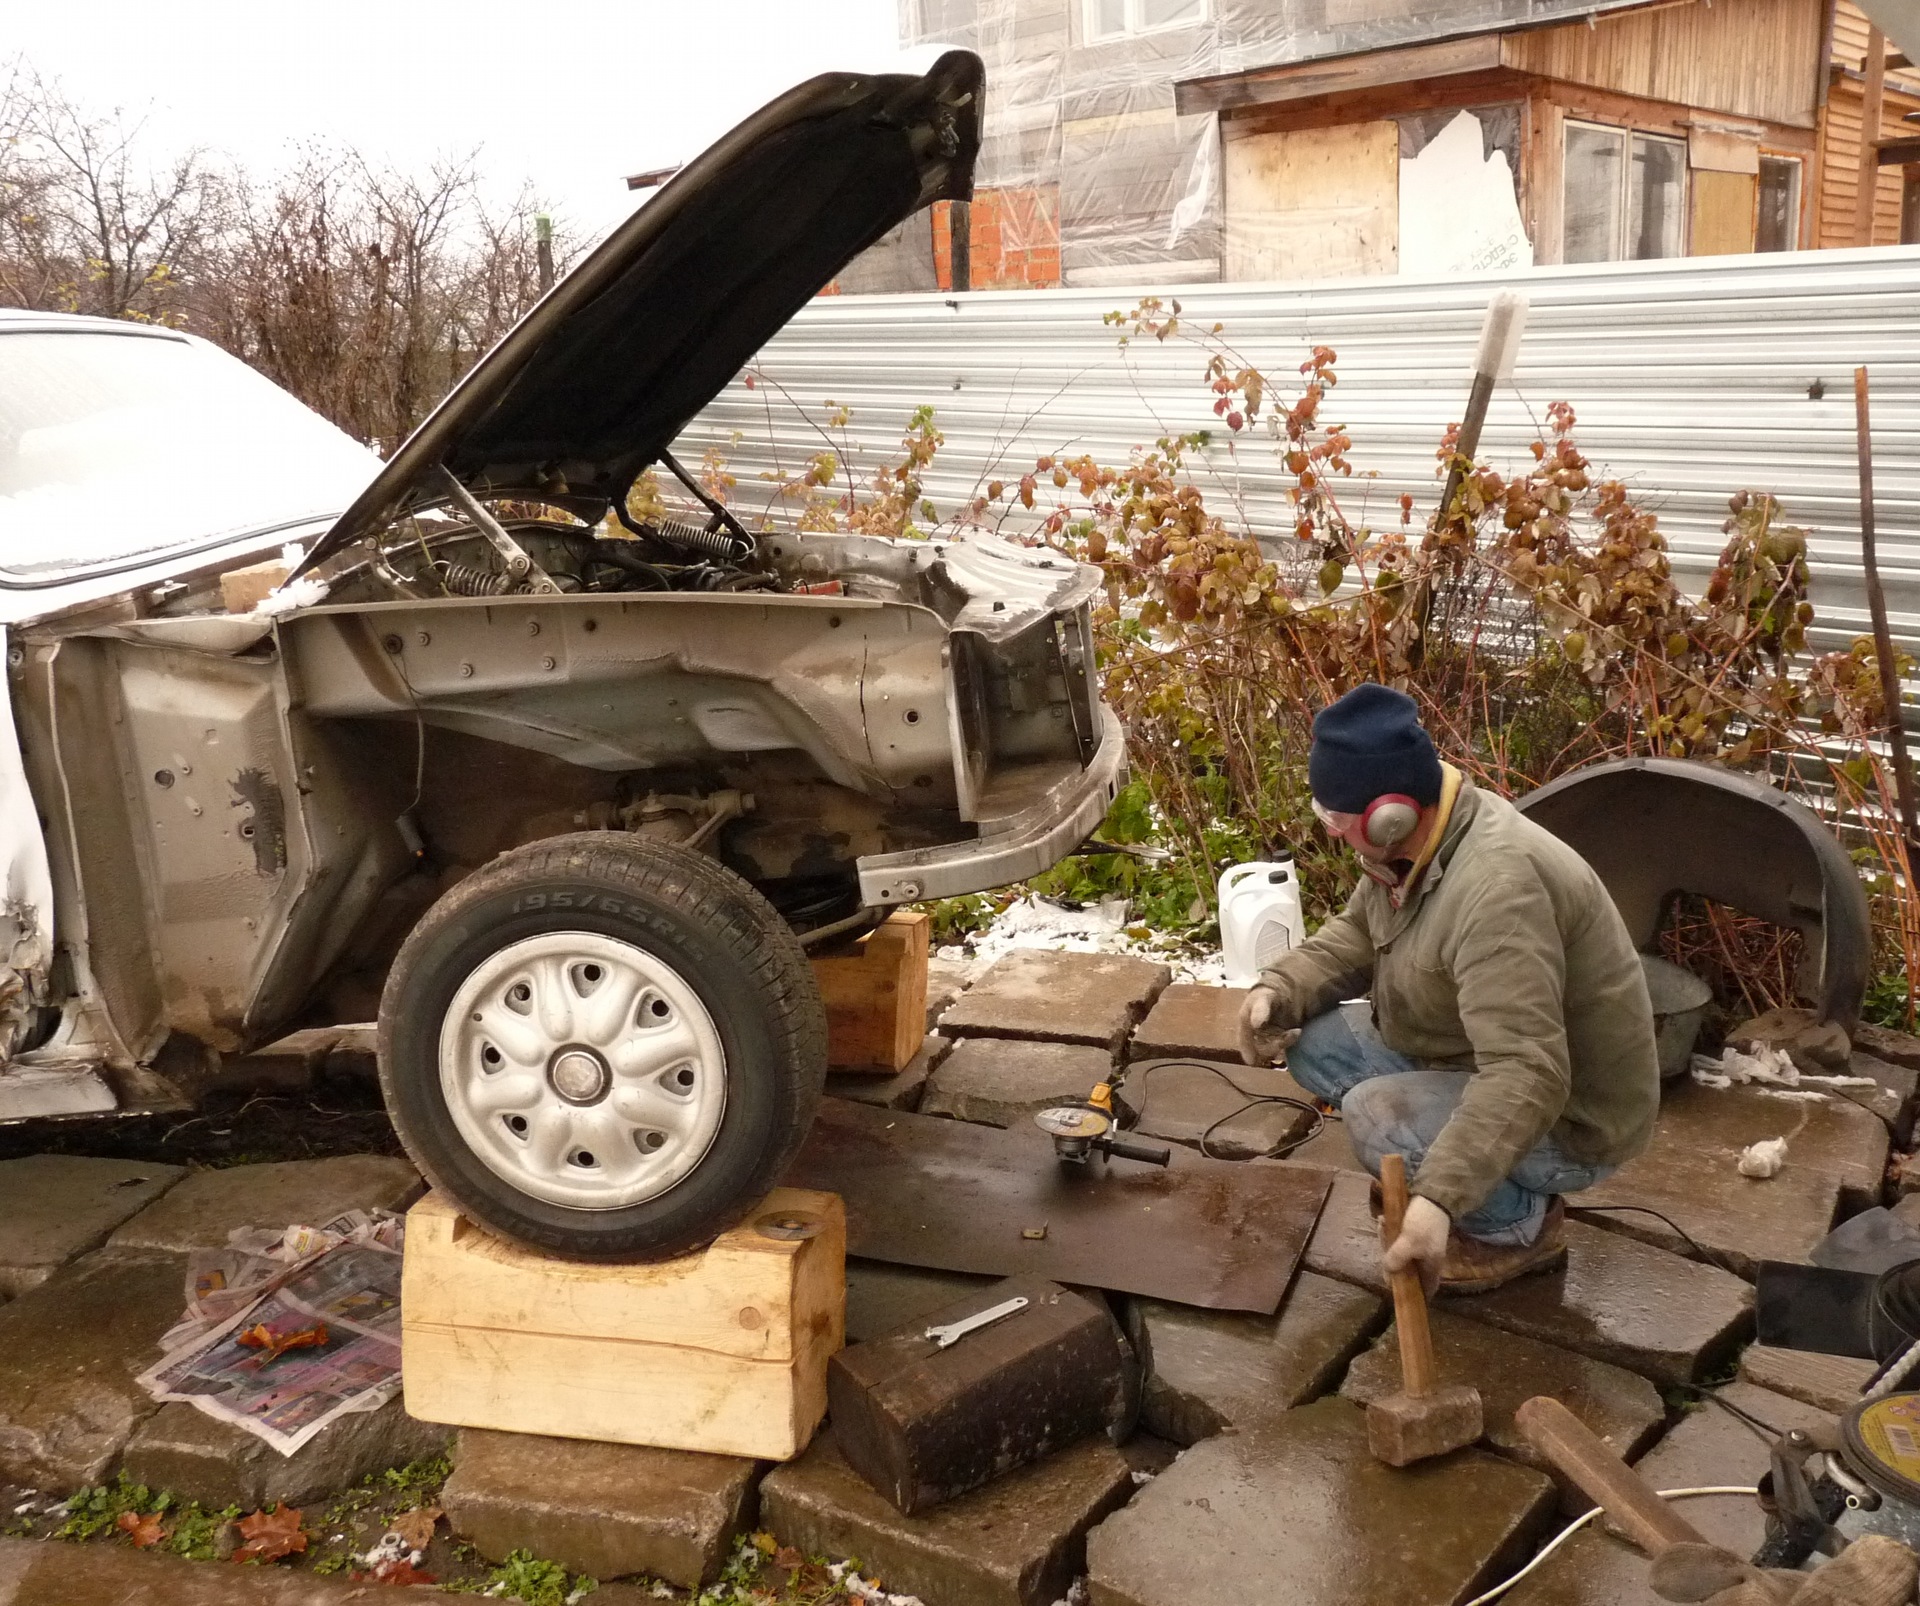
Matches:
[950,200,972,292]
[1855,366,1920,850]
[1856,25,1888,246]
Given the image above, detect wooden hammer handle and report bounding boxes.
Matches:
[1515,1396,1710,1556]
[1381,1154,1437,1398]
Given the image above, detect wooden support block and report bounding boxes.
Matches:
[810,910,930,1073]
[220,559,288,613]
[827,1275,1126,1513]
[401,1188,845,1460]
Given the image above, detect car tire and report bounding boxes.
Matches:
[377,832,827,1260]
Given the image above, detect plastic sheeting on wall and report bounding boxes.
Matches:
[893,0,1655,287]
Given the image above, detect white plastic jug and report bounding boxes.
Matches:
[1219,860,1305,986]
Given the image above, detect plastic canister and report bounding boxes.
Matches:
[1219,861,1305,987]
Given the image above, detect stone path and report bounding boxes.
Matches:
[1,955,1912,1606]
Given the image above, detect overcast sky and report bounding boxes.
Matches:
[12,0,921,244]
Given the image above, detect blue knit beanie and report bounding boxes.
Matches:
[1308,684,1444,813]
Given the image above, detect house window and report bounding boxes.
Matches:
[1563,121,1687,262]
[1086,0,1205,41]
[1903,169,1920,245]
[1755,156,1802,252]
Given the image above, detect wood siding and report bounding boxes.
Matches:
[1501,0,1827,128]
[1813,0,1920,246]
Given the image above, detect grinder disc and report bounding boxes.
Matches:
[1843,1393,1920,1507]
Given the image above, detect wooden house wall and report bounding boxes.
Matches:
[1812,0,1920,246]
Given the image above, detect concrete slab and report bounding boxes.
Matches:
[440,1426,759,1589]
[940,950,1171,1055]
[1850,1050,1919,1144]
[1857,1022,1920,1071]
[0,1535,374,1604]
[845,1259,998,1344]
[1501,1381,1836,1606]
[1281,1113,1370,1174]
[0,1248,183,1489]
[1340,1310,1666,1514]
[826,1034,950,1111]
[1738,1344,1876,1412]
[1125,984,1249,1064]
[920,1038,1113,1128]
[120,1394,450,1513]
[1303,1171,1753,1388]
[926,956,979,1031]
[1128,1271,1385,1445]
[0,1155,184,1299]
[108,1156,422,1254]
[1121,1059,1317,1161]
[762,1429,1132,1606]
[1569,1077,1888,1273]
[1085,1397,1555,1606]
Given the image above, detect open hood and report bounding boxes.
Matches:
[297,51,983,577]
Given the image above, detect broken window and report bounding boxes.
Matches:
[1756,156,1801,252]
[1085,0,1205,42]
[1562,120,1686,263]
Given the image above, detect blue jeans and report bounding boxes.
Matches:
[1288,1000,1614,1246]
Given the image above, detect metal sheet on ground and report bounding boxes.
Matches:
[784,1098,1336,1313]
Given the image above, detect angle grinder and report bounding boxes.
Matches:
[1033,1079,1170,1168]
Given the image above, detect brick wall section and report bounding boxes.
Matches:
[933,186,1063,290]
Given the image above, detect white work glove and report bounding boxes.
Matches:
[1237,985,1300,1067]
[1382,1195,1452,1297]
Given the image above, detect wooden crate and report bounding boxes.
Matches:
[810,910,930,1073]
[401,1188,844,1460]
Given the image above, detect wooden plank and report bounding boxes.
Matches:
[809,910,929,1073]
[1858,22,1890,241]
[401,1186,845,1459]
[1691,168,1759,253]
[1223,121,1398,282]
[1176,35,1502,117]
[1690,126,1763,173]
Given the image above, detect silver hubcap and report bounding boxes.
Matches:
[439,932,728,1210]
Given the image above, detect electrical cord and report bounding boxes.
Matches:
[1460,1488,1759,1606]
[1116,1058,1326,1161]
[1567,1204,1746,1278]
[1660,1381,1786,1445]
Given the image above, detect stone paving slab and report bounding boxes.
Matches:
[1569,1077,1887,1273]
[1501,1381,1835,1606]
[762,1429,1132,1606]
[1849,1050,1919,1144]
[440,1427,759,1589]
[920,1038,1114,1128]
[0,1535,372,1604]
[1125,984,1248,1064]
[1339,1310,1666,1514]
[1856,1022,1920,1071]
[845,1259,998,1344]
[1303,1170,1753,1388]
[120,1395,450,1514]
[1127,1271,1386,1445]
[1085,1397,1555,1606]
[1281,1113,1370,1175]
[926,957,979,1031]
[0,1155,185,1299]
[939,951,1171,1055]
[108,1156,422,1254]
[1738,1343,1876,1412]
[826,1035,950,1111]
[0,1248,183,1489]
[1122,1059,1317,1161]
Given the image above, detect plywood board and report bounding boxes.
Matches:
[1691,168,1758,255]
[401,1187,845,1460]
[1223,121,1398,282]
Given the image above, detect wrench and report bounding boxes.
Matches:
[924,1295,1029,1349]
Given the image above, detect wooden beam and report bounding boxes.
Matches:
[1878,135,1920,162]
[1175,34,1502,117]
[1857,24,1890,244]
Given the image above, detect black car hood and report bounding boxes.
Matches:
[298,51,982,576]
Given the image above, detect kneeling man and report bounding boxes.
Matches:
[1241,684,1659,1295]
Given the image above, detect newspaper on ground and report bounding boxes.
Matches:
[137,1209,406,1456]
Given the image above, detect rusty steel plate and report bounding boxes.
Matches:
[784,1098,1337,1314]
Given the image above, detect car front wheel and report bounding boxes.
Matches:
[378,833,826,1260]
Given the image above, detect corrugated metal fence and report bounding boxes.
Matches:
[676,245,1920,681]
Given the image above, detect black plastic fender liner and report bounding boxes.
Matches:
[1515,756,1872,1031]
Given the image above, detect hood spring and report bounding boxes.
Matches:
[437,560,514,597]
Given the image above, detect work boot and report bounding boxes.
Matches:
[1438,1199,1568,1296]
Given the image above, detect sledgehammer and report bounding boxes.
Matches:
[1366,1153,1484,1466]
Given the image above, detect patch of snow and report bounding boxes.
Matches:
[1738,1136,1789,1178]
[939,894,1227,984]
